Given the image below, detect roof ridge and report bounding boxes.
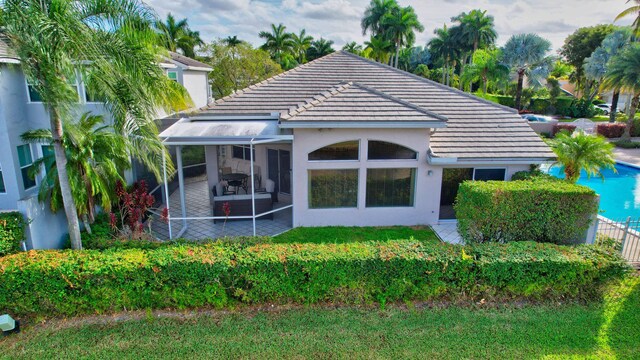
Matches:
[212,51,342,106]
[338,50,519,115]
[280,81,448,122]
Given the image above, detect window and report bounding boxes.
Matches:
[308,141,359,161]
[367,141,417,160]
[366,168,416,207]
[84,87,105,103]
[168,71,178,82]
[41,145,55,173]
[308,169,358,208]
[0,163,5,193]
[232,145,255,161]
[26,73,79,102]
[473,168,506,181]
[17,144,36,189]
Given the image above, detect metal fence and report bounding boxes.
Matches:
[595,216,640,266]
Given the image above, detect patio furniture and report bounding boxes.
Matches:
[220,173,248,194]
[212,193,273,223]
[572,118,596,134]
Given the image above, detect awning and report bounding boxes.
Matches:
[160,117,293,145]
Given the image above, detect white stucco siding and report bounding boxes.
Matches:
[182,70,209,109]
[292,128,442,227]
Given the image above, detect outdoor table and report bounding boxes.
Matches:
[221,173,249,194]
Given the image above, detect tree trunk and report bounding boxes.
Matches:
[622,95,639,141]
[609,90,620,123]
[82,214,92,235]
[394,43,399,68]
[458,56,466,91]
[441,62,446,84]
[49,107,82,249]
[482,75,488,94]
[515,70,525,111]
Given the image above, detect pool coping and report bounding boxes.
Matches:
[615,160,640,170]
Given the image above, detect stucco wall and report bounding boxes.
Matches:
[292,128,442,227]
[17,195,69,249]
[182,70,209,109]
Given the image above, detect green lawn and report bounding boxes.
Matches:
[273,226,440,244]
[2,276,638,359]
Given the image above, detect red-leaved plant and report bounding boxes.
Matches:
[221,201,231,235]
[109,180,167,239]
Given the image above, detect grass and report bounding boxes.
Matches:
[2,276,638,359]
[614,140,640,149]
[273,226,440,244]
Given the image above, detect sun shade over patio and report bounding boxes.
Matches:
[159,116,293,145]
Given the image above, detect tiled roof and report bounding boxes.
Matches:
[281,81,446,124]
[204,51,553,161]
[0,37,18,62]
[169,51,212,70]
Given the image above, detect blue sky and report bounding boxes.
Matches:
[147,0,633,52]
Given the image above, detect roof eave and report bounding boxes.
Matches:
[279,121,447,129]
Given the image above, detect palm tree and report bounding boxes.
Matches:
[452,9,497,53]
[365,35,393,63]
[428,25,459,86]
[381,6,424,68]
[461,49,508,94]
[291,29,313,63]
[551,131,615,183]
[342,42,363,55]
[178,29,204,58]
[21,113,129,233]
[155,13,188,52]
[259,23,295,63]
[615,0,640,37]
[224,36,242,47]
[602,44,640,140]
[1,0,191,249]
[501,33,552,110]
[361,0,399,37]
[307,38,335,61]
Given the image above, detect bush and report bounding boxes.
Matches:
[596,123,626,138]
[555,96,574,116]
[614,140,640,149]
[0,212,26,257]
[455,179,598,245]
[474,92,515,108]
[553,123,577,136]
[530,98,551,114]
[0,240,628,316]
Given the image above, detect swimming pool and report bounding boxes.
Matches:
[548,162,640,219]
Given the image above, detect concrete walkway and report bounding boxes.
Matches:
[431,222,464,245]
[613,147,640,167]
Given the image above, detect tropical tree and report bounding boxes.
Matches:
[452,9,497,53]
[155,13,203,57]
[307,38,335,61]
[365,35,393,63]
[584,27,632,119]
[381,5,424,68]
[461,49,508,94]
[502,33,552,110]
[551,131,615,183]
[201,41,281,98]
[361,0,399,37]
[602,44,640,140]
[428,25,459,86]
[407,46,430,72]
[224,35,242,47]
[615,0,640,36]
[291,29,313,63]
[1,0,191,249]
[21,113,129,233]
[259,23,295,64]
[342,41,364,55]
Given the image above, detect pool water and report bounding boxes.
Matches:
[548,163,640,219]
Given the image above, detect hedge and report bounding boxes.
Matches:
[0,212,26,257]
[553,123,577,136]
[455,179,598,245]
[596,123,626,138]
[0,240,628,317]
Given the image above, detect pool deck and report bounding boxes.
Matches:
[613,147,640,167]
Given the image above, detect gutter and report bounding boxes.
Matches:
[279,121,447,129]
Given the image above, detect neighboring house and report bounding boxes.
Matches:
[0,40,212,249]
[158,51,554,237]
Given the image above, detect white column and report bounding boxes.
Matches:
[250,140,257,236]
[162,149,172,239]
[205,145,219,204]
[176,145,188,230]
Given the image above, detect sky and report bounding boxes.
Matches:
[147,0,634,53]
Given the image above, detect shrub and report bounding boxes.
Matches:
[614,140,640,149]
[596,123,626,138]
[555,96,574,116]
[455,179,598,244]
[0,240,628,316]
[553,123,577,136]
[0,212,26,257]
[530,98,551,114]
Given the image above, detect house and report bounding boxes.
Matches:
[157,51,554,238]
[0,40,212,249]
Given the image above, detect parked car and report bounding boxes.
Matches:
[521,114,552,122]
[595,103,624,115]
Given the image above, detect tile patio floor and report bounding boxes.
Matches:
[431,221,464,245]
[151,176,292,240]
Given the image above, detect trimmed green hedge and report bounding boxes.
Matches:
[0,240,628,317]
[455,179,598,244]
[0,212,26,257]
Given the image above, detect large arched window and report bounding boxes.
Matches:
[367,141,417,160]
[308,140,359,161]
